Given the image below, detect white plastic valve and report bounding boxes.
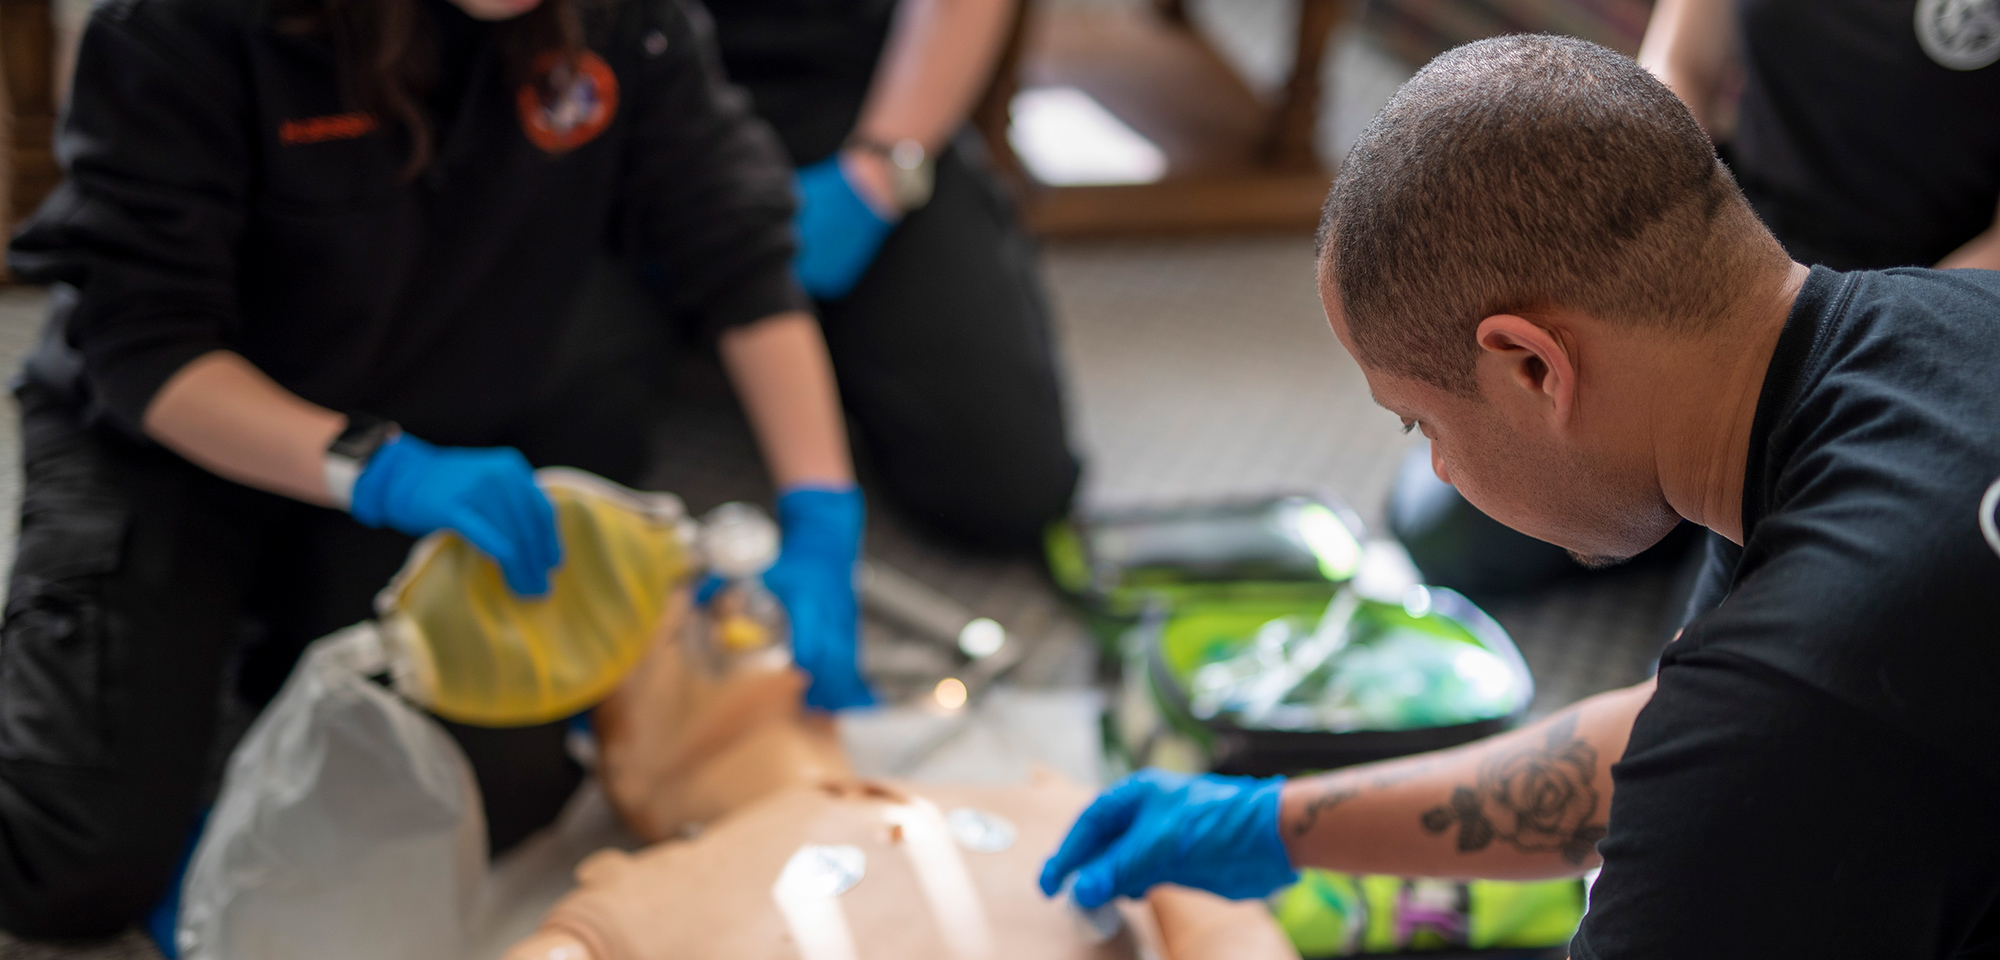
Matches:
[700,502,781,579]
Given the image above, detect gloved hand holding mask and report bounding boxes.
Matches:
[350,434,562,596]
[763,485,874,710]
[792,155,897,300]
[378,470,695,727]
[1039,769,1298,910]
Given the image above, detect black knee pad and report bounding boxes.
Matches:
[893,449,1081,552]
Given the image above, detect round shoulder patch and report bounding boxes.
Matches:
[518,50,620,153]
[1916,0,2000,71]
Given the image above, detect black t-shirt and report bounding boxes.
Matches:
[702,0,899,163]
[1574,266,2000,958]
[1732,0,2000,270]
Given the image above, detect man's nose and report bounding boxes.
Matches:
[1430,444,1451,485]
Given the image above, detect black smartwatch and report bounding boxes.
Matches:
[324,413,401,509]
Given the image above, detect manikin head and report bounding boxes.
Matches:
[1318,35,1793,564]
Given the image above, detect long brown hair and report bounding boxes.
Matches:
[277,0,583,178]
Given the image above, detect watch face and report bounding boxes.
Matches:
[847,137,936,211]
[331,417,399,462]
[889,160,935,210]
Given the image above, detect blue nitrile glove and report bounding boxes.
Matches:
[1038,769,1298,909]
[792,155,896,300]
[350,434,562,597]
[763,485,874,710]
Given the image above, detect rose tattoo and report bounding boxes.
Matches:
[1419,715,1607,865]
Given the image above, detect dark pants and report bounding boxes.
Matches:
[816,139,1080,550]
[573,137,1079,545]
[0,369,649,938]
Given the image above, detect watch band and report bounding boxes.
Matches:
[324,413,400,510]
[844,136,935,212]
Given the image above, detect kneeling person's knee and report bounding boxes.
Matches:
[0,770,193,939]
[902,443,1080,551]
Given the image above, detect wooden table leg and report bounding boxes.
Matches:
[0,0,59,271]
[1264,0,1350,172]
[991,0,1340,236]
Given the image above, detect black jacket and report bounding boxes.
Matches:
[705,0,899,164]
[8,0,806,443]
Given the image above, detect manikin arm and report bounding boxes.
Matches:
[1280,679,1654,880]
[1636,0,1740,138]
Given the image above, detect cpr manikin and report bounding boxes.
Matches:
[501,556,1301,960]
[504,778,1299,960]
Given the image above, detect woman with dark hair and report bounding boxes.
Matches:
[0,0,869,940]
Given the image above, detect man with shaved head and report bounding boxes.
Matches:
[1041,34,2000,957]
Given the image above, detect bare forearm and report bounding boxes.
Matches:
[854,0,1012,151]
[1637,0,1738,137]
[718,312,855,489]
[839,0,1013,206]
[1937,201,2000,270]
[1280,679,1654,881]
[142,350,346,505]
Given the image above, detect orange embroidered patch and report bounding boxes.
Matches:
[517,50,618,154]
[278,113,379,146]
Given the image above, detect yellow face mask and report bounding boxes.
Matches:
[376,468,698,727]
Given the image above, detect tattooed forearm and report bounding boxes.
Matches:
[1290,785,1359,838]
[1418,714,1608,865]
[1366,757,1437,790]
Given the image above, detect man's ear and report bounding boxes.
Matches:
[1474,314,1577,425]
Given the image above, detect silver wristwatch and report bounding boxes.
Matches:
[846,136,935,212]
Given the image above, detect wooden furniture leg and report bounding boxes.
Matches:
[1263,0,1349,172]
[0,0,57,233]
[1000,0,1340,236]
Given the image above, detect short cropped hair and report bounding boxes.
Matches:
[1318,34,1785,391]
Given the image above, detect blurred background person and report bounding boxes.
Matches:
[1640,0,2000,272]
[703,0,1082,552]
